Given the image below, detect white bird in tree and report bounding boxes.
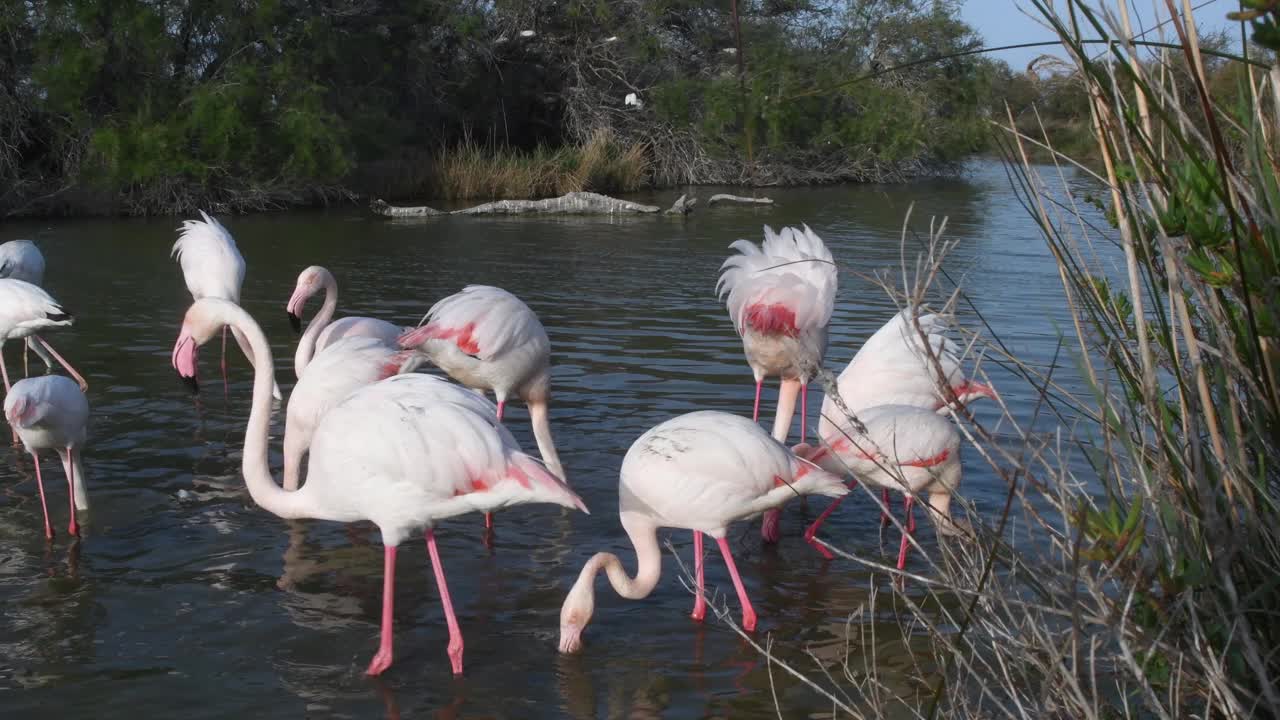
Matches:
[171,211,281,401]
[0,279,87,395]
[285,265,405,378]
[4,375,89,540]
[0,239,57,376]
[399,285,566,531]
[557,411,847,654]
[171,297,586,676]
[716,225,836,542]
[793,403,964,569]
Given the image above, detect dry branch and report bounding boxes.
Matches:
[707,193,774,206]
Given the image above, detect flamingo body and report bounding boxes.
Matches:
[0,279,85,393]
[0,240,45,285]
[4,375,89,538]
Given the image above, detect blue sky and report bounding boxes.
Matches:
[960,0,1241,70]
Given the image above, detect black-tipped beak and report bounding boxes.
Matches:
[180,374,199,395]
[287,312,302,334]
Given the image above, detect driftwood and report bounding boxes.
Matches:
[707,193,774,207]
[665,193,696,215]
[371,191,660,218]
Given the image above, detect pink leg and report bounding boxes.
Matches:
[426,529,465,675]
[715,537,757,632]
[803,494,848,560]
[881,488,892,527]
[30,452,53,541]
[220,327,229,400]
[33,337,87,392]
[64,449,79,537]
[752,380,763,422]
[496,400,505,422]
[896,496,916,570]
[800,383,808,444]
[366,545,397,676]
[691,531,706,622]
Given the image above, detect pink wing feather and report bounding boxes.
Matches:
[716,225,837,338]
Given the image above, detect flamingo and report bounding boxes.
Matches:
[0,239,55,376]
[557,410,847,654]
[815,309,996,527]
[399,285,566,531]
[171,297,586,676]
[281,336,423,490]
[716,225,836,542]
[171,211,281,401]
[0,279,87,395]
[3,375,89,540]
[793,403,964,567]
[286,265,405,378]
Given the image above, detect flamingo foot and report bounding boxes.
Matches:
[742,607,758,633]
[68,516,79,538]
[447,638,464,676]
[365,646,394,676]
[760,509,781,544]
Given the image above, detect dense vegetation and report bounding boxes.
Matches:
[0,0,1004,216]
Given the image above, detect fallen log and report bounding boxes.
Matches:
[707,193,774,207]
[665,193,696,215]
[369,198,443,217]
[450,191,660,215]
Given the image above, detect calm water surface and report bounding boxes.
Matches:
[0,161,1101,718]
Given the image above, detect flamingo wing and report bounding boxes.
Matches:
[716,225,837,338]
[414,285,548,360]
[172,211,246,302]
[0,240,45,285]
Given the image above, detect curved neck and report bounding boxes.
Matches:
[294,272,338,377]
[224,304,319,520]
[577,514,662,602]
[526,392,564,481]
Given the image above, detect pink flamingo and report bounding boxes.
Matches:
[817,310,996,526]
[399,285,566,531]
[4,375,89,540]
[281,336,422,490]
[172,297,586,676]
[716,225,837,542]
[0,239,56,376]
[286,265,405,378]
[171,211,281,401]
[794,403,964,568]
[557,411,847,654]
[0,278,87,394]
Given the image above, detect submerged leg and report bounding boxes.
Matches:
[366,545,397,676]
[30,452,53,541]
[426,529,465,675]
[896,496,916,571]
[64,449,78,537]
[803,494,848,560]
[691,531,706,622]
[33,336,87,392]
[715,537,758,632]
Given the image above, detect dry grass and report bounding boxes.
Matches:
[426,129,650,201]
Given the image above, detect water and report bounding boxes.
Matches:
[0,161,1102,718]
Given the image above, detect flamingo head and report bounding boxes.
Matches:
[285,265,326,334]
[172,298,237,394]
[558,577,596,654]
[953,380,997,407]
[4,394,34,429]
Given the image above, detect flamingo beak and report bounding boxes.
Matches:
[171,332,200,395]
[287,311,302,334]
[285,285,308,334]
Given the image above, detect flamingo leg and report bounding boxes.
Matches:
[426,529,464,675]
[691,531,706,622]
[64,449,78,537]
[220,326,229,400]
[30,452,53,541]
[881,488,892,527]
[485,400,506,534]
[803,494,848,560]
[1,350,15,444]
[896,496,916,571]
[751,379,763,422]
[33,336,87,392]
[366,544,397,676]
[715,537,758,632]
[22,339,28,378]
[800,382,808,444]
[495,400,505,422]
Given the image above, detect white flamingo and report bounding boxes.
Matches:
[171,297,586,676]
[0,279,87,394]
[286,265,405,378]
[794,403,964,568]
[716,225,837,542]
[399,285,566,531]
[0,239,55,376]
[171,211,281,400]
[557,411,847,654]
[4,375,89,540]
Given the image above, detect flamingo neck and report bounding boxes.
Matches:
[294,271,339,377]
[581,514,662,601]
[226,304,319,520]
[525,381,564,481]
